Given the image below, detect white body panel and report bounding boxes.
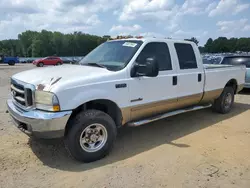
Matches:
[11,38,246,124]
[204,64,246,92]
[171,42,204,103]
[128,70,178,120]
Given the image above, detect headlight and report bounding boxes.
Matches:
[35,91,60,112]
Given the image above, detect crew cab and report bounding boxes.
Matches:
[33,56,63,67]
[7,38,246,162]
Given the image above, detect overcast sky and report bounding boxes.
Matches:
[0,0,250,45]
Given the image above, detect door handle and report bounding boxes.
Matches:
[198,74,202,82]
[173,76,177,85]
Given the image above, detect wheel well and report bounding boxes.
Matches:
[65,99,122,136]
[225,79,237,94]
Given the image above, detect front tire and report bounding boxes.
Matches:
[38,62,44,67]
[213,86,234,114]
[65,110,117,163]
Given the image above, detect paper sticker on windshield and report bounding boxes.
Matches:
[123,42,137,47]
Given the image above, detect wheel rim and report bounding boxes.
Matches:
[224,93,232,109]
[79,123,108,153]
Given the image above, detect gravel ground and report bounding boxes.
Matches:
[0,64,250,188]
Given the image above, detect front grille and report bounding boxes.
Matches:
[11,78,34,109]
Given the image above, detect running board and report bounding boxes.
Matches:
[127,104,212,127]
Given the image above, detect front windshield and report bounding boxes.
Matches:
[79,40,143,71]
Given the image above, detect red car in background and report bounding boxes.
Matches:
[33,56,63,67]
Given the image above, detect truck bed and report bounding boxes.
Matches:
[203,64,246,94]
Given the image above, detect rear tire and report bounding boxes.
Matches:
[212,86,234,114]
[65,110,117,163]
[8,61,15,66]
[38,62,44,67]
[56,62,61,66]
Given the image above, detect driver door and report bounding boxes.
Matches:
[129,42,178,121]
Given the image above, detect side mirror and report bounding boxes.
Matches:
[131,57,159,77]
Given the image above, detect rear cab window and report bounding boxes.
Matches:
[174,43,198,69]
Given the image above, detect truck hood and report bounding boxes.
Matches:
[12,65,112,91]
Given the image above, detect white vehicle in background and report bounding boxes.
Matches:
[7,38,246,162]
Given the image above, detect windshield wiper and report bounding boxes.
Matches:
[85,62,107,69]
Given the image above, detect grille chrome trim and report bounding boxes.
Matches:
[11,84,25,94]
[11,78,36,111]
[14,96,25,102]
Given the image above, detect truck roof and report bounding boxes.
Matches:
[109,37,195,45]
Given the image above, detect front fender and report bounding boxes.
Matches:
[56,87,128,111]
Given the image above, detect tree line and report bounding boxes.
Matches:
[200,37,250,53]
[0,30,108,57]
[0,30,249,57]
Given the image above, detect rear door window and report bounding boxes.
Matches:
[174,43,198,69]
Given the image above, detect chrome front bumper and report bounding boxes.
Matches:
[7,99,72,139]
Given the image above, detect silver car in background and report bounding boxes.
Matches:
[203,55,250,88]
[220,56,250,88]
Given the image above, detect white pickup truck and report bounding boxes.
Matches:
[7,38,246,162]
